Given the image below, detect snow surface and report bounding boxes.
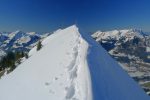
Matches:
[0,25,149,100]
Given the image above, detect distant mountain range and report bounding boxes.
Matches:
[92,29,150,94]
[0,30,50,62]
[0,31,49,52]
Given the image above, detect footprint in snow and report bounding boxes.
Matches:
[65,85,75,99]
[66,52,70,55]
[59,82,63,86]
[60,73,63,76]
[59,62,63,65]
[72,98,78,100]
[45,82,51,86]
[55,77,58,80]
[49,89,55,94]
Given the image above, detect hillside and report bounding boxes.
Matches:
[0,31,49,51]
[0,25,149,100]
[92,29,150,94]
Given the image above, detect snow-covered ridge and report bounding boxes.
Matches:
[0,25,149,100]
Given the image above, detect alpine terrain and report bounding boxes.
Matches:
[0,25,149,100]
[92,29,150,95]
[0,31,49,52]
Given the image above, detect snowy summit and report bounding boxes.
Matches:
[0,25,149,100]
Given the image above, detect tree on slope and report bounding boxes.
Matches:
[37,41,42,51]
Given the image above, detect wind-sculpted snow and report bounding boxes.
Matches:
[0,25,149,100]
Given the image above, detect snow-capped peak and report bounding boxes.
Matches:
[0,30,49,51]
[92,29,145,42]
[0,25,149,100]
[8,30,26,39]
[27,32,36,35]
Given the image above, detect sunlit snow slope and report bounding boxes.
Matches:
[0,25,149,100]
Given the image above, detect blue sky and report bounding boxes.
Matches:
[0,0,150,33]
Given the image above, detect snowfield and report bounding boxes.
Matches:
[0,25,149,100]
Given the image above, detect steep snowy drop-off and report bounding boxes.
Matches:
[0,25,149,100]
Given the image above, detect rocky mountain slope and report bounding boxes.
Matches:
[0,31,49,52]
[0,49,6,60]
[92,29,150,95]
